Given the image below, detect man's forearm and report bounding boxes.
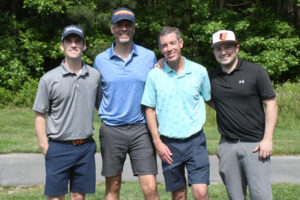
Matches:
[145,107,161,145]
[34,112,48,155]
[263,98,278,140]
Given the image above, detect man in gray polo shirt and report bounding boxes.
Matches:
[33,25,101,200]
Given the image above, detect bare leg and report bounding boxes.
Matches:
[172,187,186,200]
[138,174,160,200]
[105,174,122,200]
[191,184,209,200]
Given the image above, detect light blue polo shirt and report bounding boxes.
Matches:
[93,43,157,126]
[141,57,211,139]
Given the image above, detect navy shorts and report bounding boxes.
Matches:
[44,139,96,196]
[100,123,158,177]
[161,130,210,192]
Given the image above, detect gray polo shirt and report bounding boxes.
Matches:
[33,61,101,140]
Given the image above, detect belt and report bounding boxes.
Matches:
[160,129,203,141]
[222,135,242,142]
[49,137,92,145]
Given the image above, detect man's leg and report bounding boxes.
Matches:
[48,196,65,200]
[99,124,129,199]
[70,192,85,200]
[191,184,209,200]
[217,138,247,200]
[241,142,273,200]
[186,131,210,200]
[105,174,122,200]
[172,187,186,200]
[138,174,160,200]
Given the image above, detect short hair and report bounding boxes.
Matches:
[158,26,181,47]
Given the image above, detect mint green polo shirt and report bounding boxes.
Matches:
[141,57,211,139]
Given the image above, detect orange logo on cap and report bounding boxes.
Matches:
[114,10,134,16]
[219,33,228,41]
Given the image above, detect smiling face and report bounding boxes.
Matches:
[159,32,183,64]
[111,20,135,45]
[213,43,240,68]
[60,34,86,60]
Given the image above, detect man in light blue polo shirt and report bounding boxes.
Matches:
[93,7,160,200]
[142,26,211,200]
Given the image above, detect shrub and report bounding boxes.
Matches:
[0,87,13,108]
[275,82,300,129]
[13,78,39,108]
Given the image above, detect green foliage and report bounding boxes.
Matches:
[0,0,300,96]
[275,81,300,129]
[13,78,39,108]
[0,88,13,108]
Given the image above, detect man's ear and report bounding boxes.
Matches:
[60,42,64,51]
[235,44,240,53]
[179,38,184,48]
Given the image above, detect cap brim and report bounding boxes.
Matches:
[62,32,84,41]
[211,40,238,48]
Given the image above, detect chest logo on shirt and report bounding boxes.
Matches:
[238,80,245,84]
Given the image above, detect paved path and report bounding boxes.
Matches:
[0,154,299,186]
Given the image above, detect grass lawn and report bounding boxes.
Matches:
[0,108,300,155]
[1,182,300,200]
[0,107,300,199]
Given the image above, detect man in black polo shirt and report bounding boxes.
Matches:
[208,30,278,200]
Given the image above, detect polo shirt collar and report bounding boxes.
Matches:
[216,57,244,75]
[164,57,192,76]
[109,42,138,59]
[60,60,89,76]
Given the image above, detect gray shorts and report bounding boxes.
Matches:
[217,136,272,200]
[99,123,158,177]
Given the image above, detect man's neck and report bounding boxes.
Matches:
[114,42,133,61]
[221,57,238,74]
[167,56,185,74]
[64,57,83,75]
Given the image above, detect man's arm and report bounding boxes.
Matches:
[253,97,278,159]
[145,107,173,165]
[34,111,49,156]
[206,100,215,110]
[95,75,102,110]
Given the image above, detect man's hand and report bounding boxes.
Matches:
[41,143,49,156]
[252,139,273,160]
[154,58,165,69]
[155,140,173,165]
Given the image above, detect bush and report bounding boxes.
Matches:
[0,87,13,108]
[13,78,39,108]
[275,82,300,129]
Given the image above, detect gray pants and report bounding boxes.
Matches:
[217,137,273,200]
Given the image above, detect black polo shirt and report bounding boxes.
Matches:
[209,58,276,142]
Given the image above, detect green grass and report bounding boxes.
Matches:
[1,182,299,200]
[1,107,300,155]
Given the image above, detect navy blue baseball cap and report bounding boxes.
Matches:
[61,25,84,41]
[111,7,135,24]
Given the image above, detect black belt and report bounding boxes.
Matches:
[222,135,242,142]
[160,129,203,141]
[49,137,92,145]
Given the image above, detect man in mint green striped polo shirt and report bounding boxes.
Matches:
[141,27,211,200]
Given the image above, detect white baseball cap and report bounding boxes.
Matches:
[211,30,238,48]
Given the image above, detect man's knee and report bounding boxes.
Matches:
[139,175,160,199]
[105,175,122,194]
[172,187,187,200]
[192,184,209,200]
[70,192,85,200]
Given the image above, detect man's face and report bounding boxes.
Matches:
[111,20,135,44]
[213,43,239,66]
[159,32,183,63]
[60,34,86,59]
